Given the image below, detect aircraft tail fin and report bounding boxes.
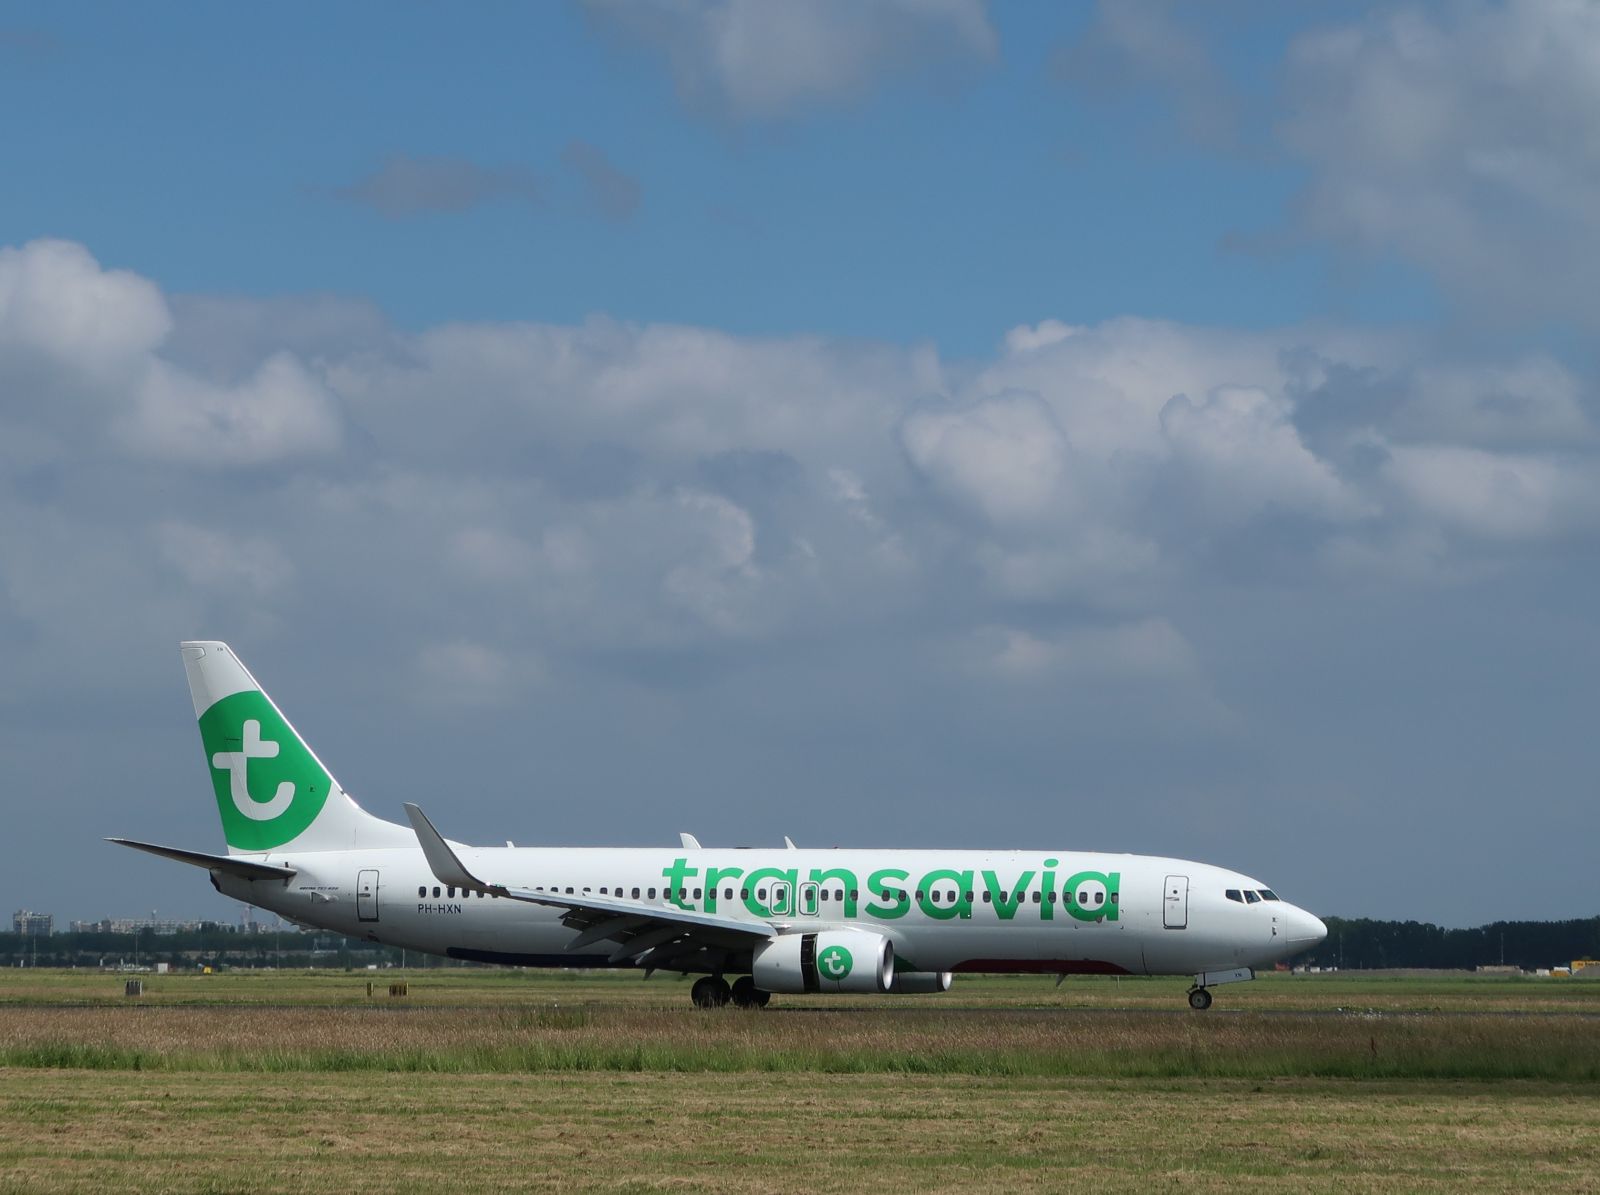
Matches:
[181,642,412,855]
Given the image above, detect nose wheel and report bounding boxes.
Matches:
[1187,986,1213,1011]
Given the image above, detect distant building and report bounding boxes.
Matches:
[66,917,210,935]
[12,910,52,936]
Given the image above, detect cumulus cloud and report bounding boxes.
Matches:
[0,239,341,468]
[7,237,1600,722]
[0,239,170,373]
[1159,385,1361,522]
[1280,0,1600,324]
[901,393,1071,526]
[583,0,997,121]
[333,154,542,218]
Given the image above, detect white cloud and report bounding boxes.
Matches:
[981,618,1199,683]
[1281,1,1600,323]
[155,520,295,597]
[901,393,1070,526]
[1160,385,1361,522]
[415,639,525,706]
[1382,444,1600,541]
[6,237,1600,709]
[584,0,997,121]
[121,353,342,466]
[0,239,341,468]
[0,239,170,374]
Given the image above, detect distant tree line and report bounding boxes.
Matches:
[1299,916,1600,971]
[4,916,1598,972]
[0,927,419,970]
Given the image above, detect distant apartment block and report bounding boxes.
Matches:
[67,917,212,935]
[12,910,53,936]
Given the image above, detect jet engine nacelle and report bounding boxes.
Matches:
[751,929,894,994]
[889,970,953,994]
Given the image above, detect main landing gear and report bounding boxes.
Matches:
[1187,987,1213,1011]
[690,975,771,1009]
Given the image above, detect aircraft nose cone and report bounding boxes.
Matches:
[1288,906,1327,944]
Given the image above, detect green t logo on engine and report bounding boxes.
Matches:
[818,944,853,981]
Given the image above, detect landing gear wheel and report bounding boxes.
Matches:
[691,976,732,1009]
[730,976,770,1009]
[1187,987,1213,1011]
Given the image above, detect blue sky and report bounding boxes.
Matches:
[2,1,1598,929]
[1,2,1434,350]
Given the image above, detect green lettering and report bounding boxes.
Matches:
[808,867,860,918]
[981,869,1034,920]
[864,868,910,920]
[702,865,743,913]
[661,857,699,911]
[917,869,973,920]
[742,867,799,917]
[1041,859,1058,921]
[1063,870,1121,923]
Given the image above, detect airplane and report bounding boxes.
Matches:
[111,641,1327,1010]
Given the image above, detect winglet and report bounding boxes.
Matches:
[784,836,798,850]
[679,832,701,849]
[403,803,498,893]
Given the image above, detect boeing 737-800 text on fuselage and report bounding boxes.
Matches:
[112,642,1326,1009]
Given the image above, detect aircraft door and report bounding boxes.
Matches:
[768,880,793,917]
[798,881,820,917]
[1162,874,1188,930]
[357,869,380,923]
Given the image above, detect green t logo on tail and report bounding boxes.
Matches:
[818,945,852,981]
[199,691,330,851]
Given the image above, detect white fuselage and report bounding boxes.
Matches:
[217,845,1325,977]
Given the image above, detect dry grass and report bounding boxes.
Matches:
[0,970,1595,1191]
[0,1001,1595,1081]
[6,967,1598,1015]
[0,1071,1595,1193]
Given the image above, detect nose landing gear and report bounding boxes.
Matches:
[1185,966,1254,1009]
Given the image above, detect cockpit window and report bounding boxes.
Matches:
[1225,889,1244,903]
[1259,889,1280,901]
[1243,889,1261,904]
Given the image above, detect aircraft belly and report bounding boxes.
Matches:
[894,920,1141,975]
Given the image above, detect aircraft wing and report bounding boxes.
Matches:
[403,804,773,967]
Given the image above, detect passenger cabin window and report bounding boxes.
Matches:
[632,888,640,899]
[418,886,426,898]
[648,888,657,899]
[1244,890,1261,904]
[432,886,441,898]
[1225,889,1243,903]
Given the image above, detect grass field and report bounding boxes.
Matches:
[1,969,1596,1192]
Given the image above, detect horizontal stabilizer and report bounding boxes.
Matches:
[107,838,296,881]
